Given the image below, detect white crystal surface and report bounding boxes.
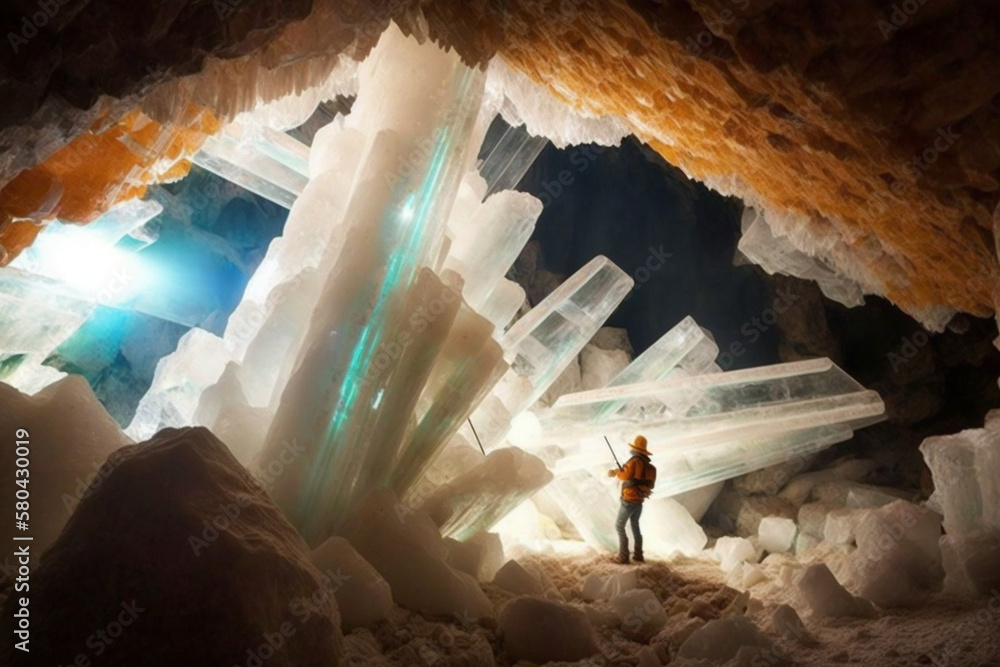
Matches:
[110,23,889,561]
[921,410,1000,535]
[738,207,865,308]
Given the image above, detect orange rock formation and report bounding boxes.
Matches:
[1,0,997,321]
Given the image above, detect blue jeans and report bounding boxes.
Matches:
[615,500,643,560]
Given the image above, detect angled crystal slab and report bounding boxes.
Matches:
[237,124,311,178]
[463,255,633,449]
[389,304,508,497]
[608,316,720,386]
[192,121,312,210]
[499,255,632,410]
[478,279,525,334]
[423,446,553,541]
[542,358,884,444]
[546,425,850,553]
[552,423,853,488]
[9,199,163,307]
[0,268,94,356]
[346,269,464,503]
[649,424,854,497]
[16,199,162,259]
[192,133,307,209]
[477,121,550,197]
[0,267,93,393]
[579,316,719,424]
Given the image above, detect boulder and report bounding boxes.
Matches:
[714,536,757,573]
[589,326,635,356]
[582,569,638,601]
[310,536,393,631]
[771,604,817,645]
[582,603,621,627]
[921,414,1000,535]
[0,427,341,666]
[733,455,817,496]
[797,502,836,539]
[340,488,494,619]
[677,616,774,664]
[443,531,504,582]
[758,516,797,553]
[670,481,724,522]
[794,533,821,555]
[493,559,543,596]
[467,531,505,581]
[612,588,668,641]
[710,491,796,537]
[850,500,944,607]
[0,377,130,556]
[845,485,911,509]
[823,508,866,545]
[798,563,876,618]
[940,530,1000,597]
[778,459,878,506]
[813,481,910,508]
[642,497,709,555]
[579,343,630,390]
[499,597,600,663]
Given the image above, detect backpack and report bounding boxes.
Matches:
[623,455,657,498]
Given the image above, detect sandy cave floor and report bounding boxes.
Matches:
[341,550,1000,666]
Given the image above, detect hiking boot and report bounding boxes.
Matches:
[633,553,645,563]
[610,555,630,565]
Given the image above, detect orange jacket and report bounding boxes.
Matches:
[613,454,656,503]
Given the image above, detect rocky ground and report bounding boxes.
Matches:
[4,385,999,666]
[343,551,1000,666]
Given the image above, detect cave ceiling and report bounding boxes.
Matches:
[1,0,998,323]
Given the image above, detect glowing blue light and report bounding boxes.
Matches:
[11,226,152,306]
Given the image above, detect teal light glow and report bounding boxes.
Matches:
[283,63,485,541]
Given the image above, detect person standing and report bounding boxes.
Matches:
[607,435,656,564]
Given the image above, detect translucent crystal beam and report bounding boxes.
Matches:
[478,121,550,197]
[192,127,309,209]
[541,358,883,447]
[582,315,720,424]
[461,255,633,450]
[423,447,553,541]
[259,27,487,544]
[389,305,508,497]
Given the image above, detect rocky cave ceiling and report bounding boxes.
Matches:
[1,0,999,326]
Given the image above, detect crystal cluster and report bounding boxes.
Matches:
[0,24,887,557]
[127,25,576,545]
[920,412,1000,596]
[516,317,884,554]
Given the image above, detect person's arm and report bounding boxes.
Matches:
[610,458,633,480]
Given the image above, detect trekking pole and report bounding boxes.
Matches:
[468,418,486,456]
[604,435,623,470]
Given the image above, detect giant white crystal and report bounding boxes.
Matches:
[921,410,1000,535]
[257,25,493,543]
